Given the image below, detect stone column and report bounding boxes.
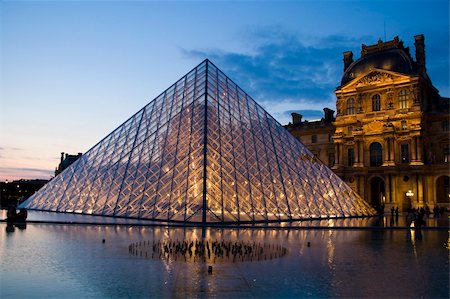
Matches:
[410,136,424,165]
[391,175,397,208]
[334,143,340,166]
[355,141,360,164]
[389,138,395,165]
[333,142,342,168]
[417,175,424,207]
[383,138,390,166]
[359,140,364,166]
[353,139,364,167]
[416,136,423,163]
[388,138,392,162]
[385,175,391,203]
[411,137,417,162]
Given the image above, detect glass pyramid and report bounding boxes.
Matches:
[20,59,376,224]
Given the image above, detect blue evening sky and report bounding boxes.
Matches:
[1,0,449,180]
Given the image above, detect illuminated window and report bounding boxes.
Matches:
[347,98,355,115]
[398,89,409,109]
[444,144,449,163]
[370,142,383,166]
[401,144,409,163]
[348,148,355,166]
[372,94,381,111]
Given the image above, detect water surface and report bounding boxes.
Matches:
[1,221,448,298]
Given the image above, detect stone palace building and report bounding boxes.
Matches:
[286,35,449,212]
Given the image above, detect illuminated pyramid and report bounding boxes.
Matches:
[21,60,376,223]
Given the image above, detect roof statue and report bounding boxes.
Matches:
[20,59,376,224]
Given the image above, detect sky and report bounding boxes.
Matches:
[0,0,449,181]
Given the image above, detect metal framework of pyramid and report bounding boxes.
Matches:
[21,59,376,224]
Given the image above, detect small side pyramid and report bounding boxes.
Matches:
[21,59,376,223]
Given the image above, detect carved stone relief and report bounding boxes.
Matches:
[367,121,383,132]
[356,71,394,87]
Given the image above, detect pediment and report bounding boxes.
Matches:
[341,68,412,90]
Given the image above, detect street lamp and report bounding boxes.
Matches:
[406,190,414,197]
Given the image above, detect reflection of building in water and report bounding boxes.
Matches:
[286,35,449,212]
[55,152,82,176]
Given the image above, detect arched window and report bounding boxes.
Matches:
[347,98,355,115]
[370,142,383,166]
[372,94,381,111]
[398,89,409,109]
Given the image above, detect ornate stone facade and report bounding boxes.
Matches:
[287,35,449,211]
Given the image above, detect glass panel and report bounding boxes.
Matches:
[21,60,376,223]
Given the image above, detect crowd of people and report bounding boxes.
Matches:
[386,205,448,227]
[128,239,288,263]
[405,208,426,229]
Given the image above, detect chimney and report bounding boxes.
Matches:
[414,34,426,75]
[60,152,64,164]
[343,51,354,72]
[323,108,335,123]
[291,112,303,125]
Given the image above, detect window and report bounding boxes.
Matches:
[370,142,383,166]
[443,120,449,132]
[444,144,449,163]
[398,89,409,109]
[348,148,355,167]
[328,133,333,142]
[372,94,381,111]
[311,135,317,143]
[401,120,407,130]
[328,154,335,167]
[348,126,353,135]
[401,144,409,163]
[347,98,355,115]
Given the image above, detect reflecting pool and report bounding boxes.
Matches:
[1,220,448,298]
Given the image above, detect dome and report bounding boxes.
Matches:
[341,48,415,86]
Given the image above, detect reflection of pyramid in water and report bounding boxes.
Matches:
[21,59,375,223]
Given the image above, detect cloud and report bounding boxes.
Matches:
[0,167,53,181]
[0,147,22,151]
[182,28,370,123]
[0,147,24,159]
[183,27,449,124]
[0,167,53,174]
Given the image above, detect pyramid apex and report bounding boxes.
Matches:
[200,58,217,69]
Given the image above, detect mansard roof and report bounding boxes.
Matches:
[341,37,417,86]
